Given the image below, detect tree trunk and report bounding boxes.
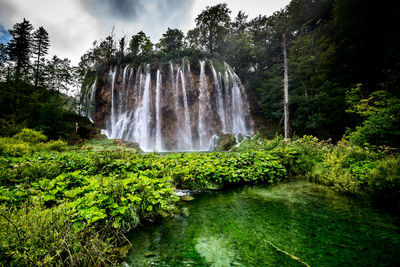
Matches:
[282,33,290,140]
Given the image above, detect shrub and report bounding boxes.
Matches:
[13,129,47,144]
[40,140,68,152]
[0,204,115,266]
[366,157,400,206]
[0,138,31,157]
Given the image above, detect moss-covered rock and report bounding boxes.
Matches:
[215,133,237,151]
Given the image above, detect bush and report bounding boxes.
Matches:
[13,129,47,144]
[366,157,400,206]
[0,204,115,266]
[0,138,31,157]
[40,140,68,152]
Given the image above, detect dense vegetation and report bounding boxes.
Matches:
[0,129,285,265]
[1,129,399,265]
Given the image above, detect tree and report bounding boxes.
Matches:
[194,3,231,53]
[156,28,184,54]
[7,18,33,77]
[128,31,153,58]
[32,26,50,88]
[117,36,126,63]
[186,28,201,49]
[45,56,73,94]
[346,88,400,147]
[232,11,248,35]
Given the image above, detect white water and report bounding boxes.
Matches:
[155,70,162,151]
[198,60,210,149]
[180,67,193,150]
[95,60,252,152]
[211,62,226,133]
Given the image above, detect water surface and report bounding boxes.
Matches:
[125,181,400,266]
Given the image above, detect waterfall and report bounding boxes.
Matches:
[120,65,129,114]
[81,78,97,121]
[210,62,226,133]
[180,66,192,150]
[198,60,210,150]
[225,63,253,135]
[155,70,162,151]
[92,60,252,152]
[133,65,152,151]
[109,66,117,137]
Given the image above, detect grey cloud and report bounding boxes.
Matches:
[0,1,17,27]
[82,0,144,21]
[0,0,195,65]
[81,0,195,33]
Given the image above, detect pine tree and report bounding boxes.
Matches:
[7,18,33,77]
[32,26,50,88]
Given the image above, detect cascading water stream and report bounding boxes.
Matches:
[109,66,117,137]
[198,60,210,150]
[180,66,192,150]
[155,70,162,151]
[133,65,152,151]
[211,63,226,133]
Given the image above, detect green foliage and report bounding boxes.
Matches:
[128,31,153,60]
[367,157,400,206]
[346,88,400,147]
[0,204,114,266]
[156,28,185,54]
[193,3,231,53]
[0,129,69,158]
[0,146,286,265]
[235,134,400,205]
[39,140,67,152]
[0,138,31,157]
[13,128,47,144]
[1,133,400,265]
[0,118,24,137]
[7,18,33,75]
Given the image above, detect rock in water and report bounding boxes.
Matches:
[180,196,195,201]
[114,139,123,146]
[144,251,156,257]
[216,133,237,151]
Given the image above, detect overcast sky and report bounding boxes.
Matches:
[0,0,290,65]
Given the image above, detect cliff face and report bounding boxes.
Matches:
[91,59,253,151]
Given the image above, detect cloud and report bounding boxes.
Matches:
[0,0,290,65]
[0,0,195,64]
[80,0,195,40]
[82,0,145,21]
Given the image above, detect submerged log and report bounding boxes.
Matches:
[266,240,310,267]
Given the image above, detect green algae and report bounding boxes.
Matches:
[125,181,400,266]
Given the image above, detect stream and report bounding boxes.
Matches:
[124,181,400,266]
